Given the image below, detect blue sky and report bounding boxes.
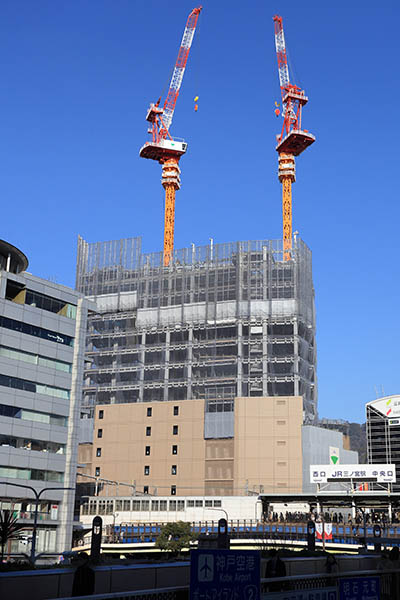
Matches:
[1,0,399,423]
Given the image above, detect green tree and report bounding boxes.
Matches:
[0,510,27,562]
[155,521,197,555]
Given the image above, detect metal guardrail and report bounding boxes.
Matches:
[50,569,400,600]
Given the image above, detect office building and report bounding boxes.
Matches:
[366,395,400,490]
[0,240,93,555]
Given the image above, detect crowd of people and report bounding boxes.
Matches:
[266,510,400,526]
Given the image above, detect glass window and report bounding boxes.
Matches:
[172,445,178,455]
[143,486,149,494]
[151,500,159,511]
[115,500,123,511]
[169,500,177,510]
[89,501,97,515]
[145,446,150,456]
[171,465,177,475]
[0,315,74,347]
[147,407,152,417]
[99,410,104,419]
[173,425,178,435]
[144,465,150,476]
[96,448,101,457]
[177,500,185,511]
[187,500,195,507]
[214,500,222,507]
[123,500,131,511]
[205,500,212,507]
[95,467,100,477]
[146,426,151,436]
[159,500,167,511]
[171,486,176,496]
[132,500,140,511]
[195,500,203,507]
[173,406,179,416]
[142,500,149,510]
[97,429,103,438]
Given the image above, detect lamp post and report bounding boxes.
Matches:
[0,481,73,562]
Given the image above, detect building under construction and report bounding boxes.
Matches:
[76,235,317,425]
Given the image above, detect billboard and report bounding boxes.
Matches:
[310,464,396,483]
[370,395,400,420]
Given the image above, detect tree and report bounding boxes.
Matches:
[155,521,197,555]
[0,510,27,562]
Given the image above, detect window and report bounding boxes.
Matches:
[0,315,74,347]
[171,465,177,475]
[173,425,178,435]
[0,466,64,483]
[177,500,185,511]
[169,500,177,510]
[0,403,67,427]
[147,407,152,417]
[123,500,131,510]
[0,434,65,455]
[0,345,71,373]
[151,500,159,511]
[195,500,203,507]
[172,445,178,455]
[145,446,151,456]
[99,410,104,419]
[214,500,222,507]
[97,429,103,438]
[146,426,151,436]
[142,500,149,510]
[205,500,212,507]
[187,500,195,507]
[173,406,179,416]
[0,373,69,400]
[160,500,167,511]
[132,500,140,511]
[96,448,102,457]
[95,467,100,476]
[144,465,150,476]
[143,486,149,494]
[171,485,176,496]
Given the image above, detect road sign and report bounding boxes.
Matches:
[191,549,260,600]
[339,576,380,599]
[269,590,337,600]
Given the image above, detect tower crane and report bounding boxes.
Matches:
[273,16,315,261]
[139,6,202,267]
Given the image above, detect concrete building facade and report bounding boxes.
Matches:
[90,395,304,497]
[0,240,93,555]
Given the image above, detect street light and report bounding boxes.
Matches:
[0,481,73,562]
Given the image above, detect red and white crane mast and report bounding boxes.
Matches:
[140,7,202,267]
[273,16,315,260]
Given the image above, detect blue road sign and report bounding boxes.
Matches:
[190,549,260,600]
[339,576,380,599]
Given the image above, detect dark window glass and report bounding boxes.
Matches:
[99,410,104,419]
[95,467,100,476]
[143,486,149,494]
[171,465,177,475]
[145,446,151,456]
[96,448,101,457]
[172,445,178,455]
[147,407,152,417]
[171,485,176,496]
[146,426,151,436]
[0,316,74,346]
[144,466,150,476]
[97,429,103,438]
[173,425,178,435]
[173,406,179,416]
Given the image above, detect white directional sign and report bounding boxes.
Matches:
[310,464,396,483]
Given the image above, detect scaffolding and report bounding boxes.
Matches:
[76,236,317,422]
